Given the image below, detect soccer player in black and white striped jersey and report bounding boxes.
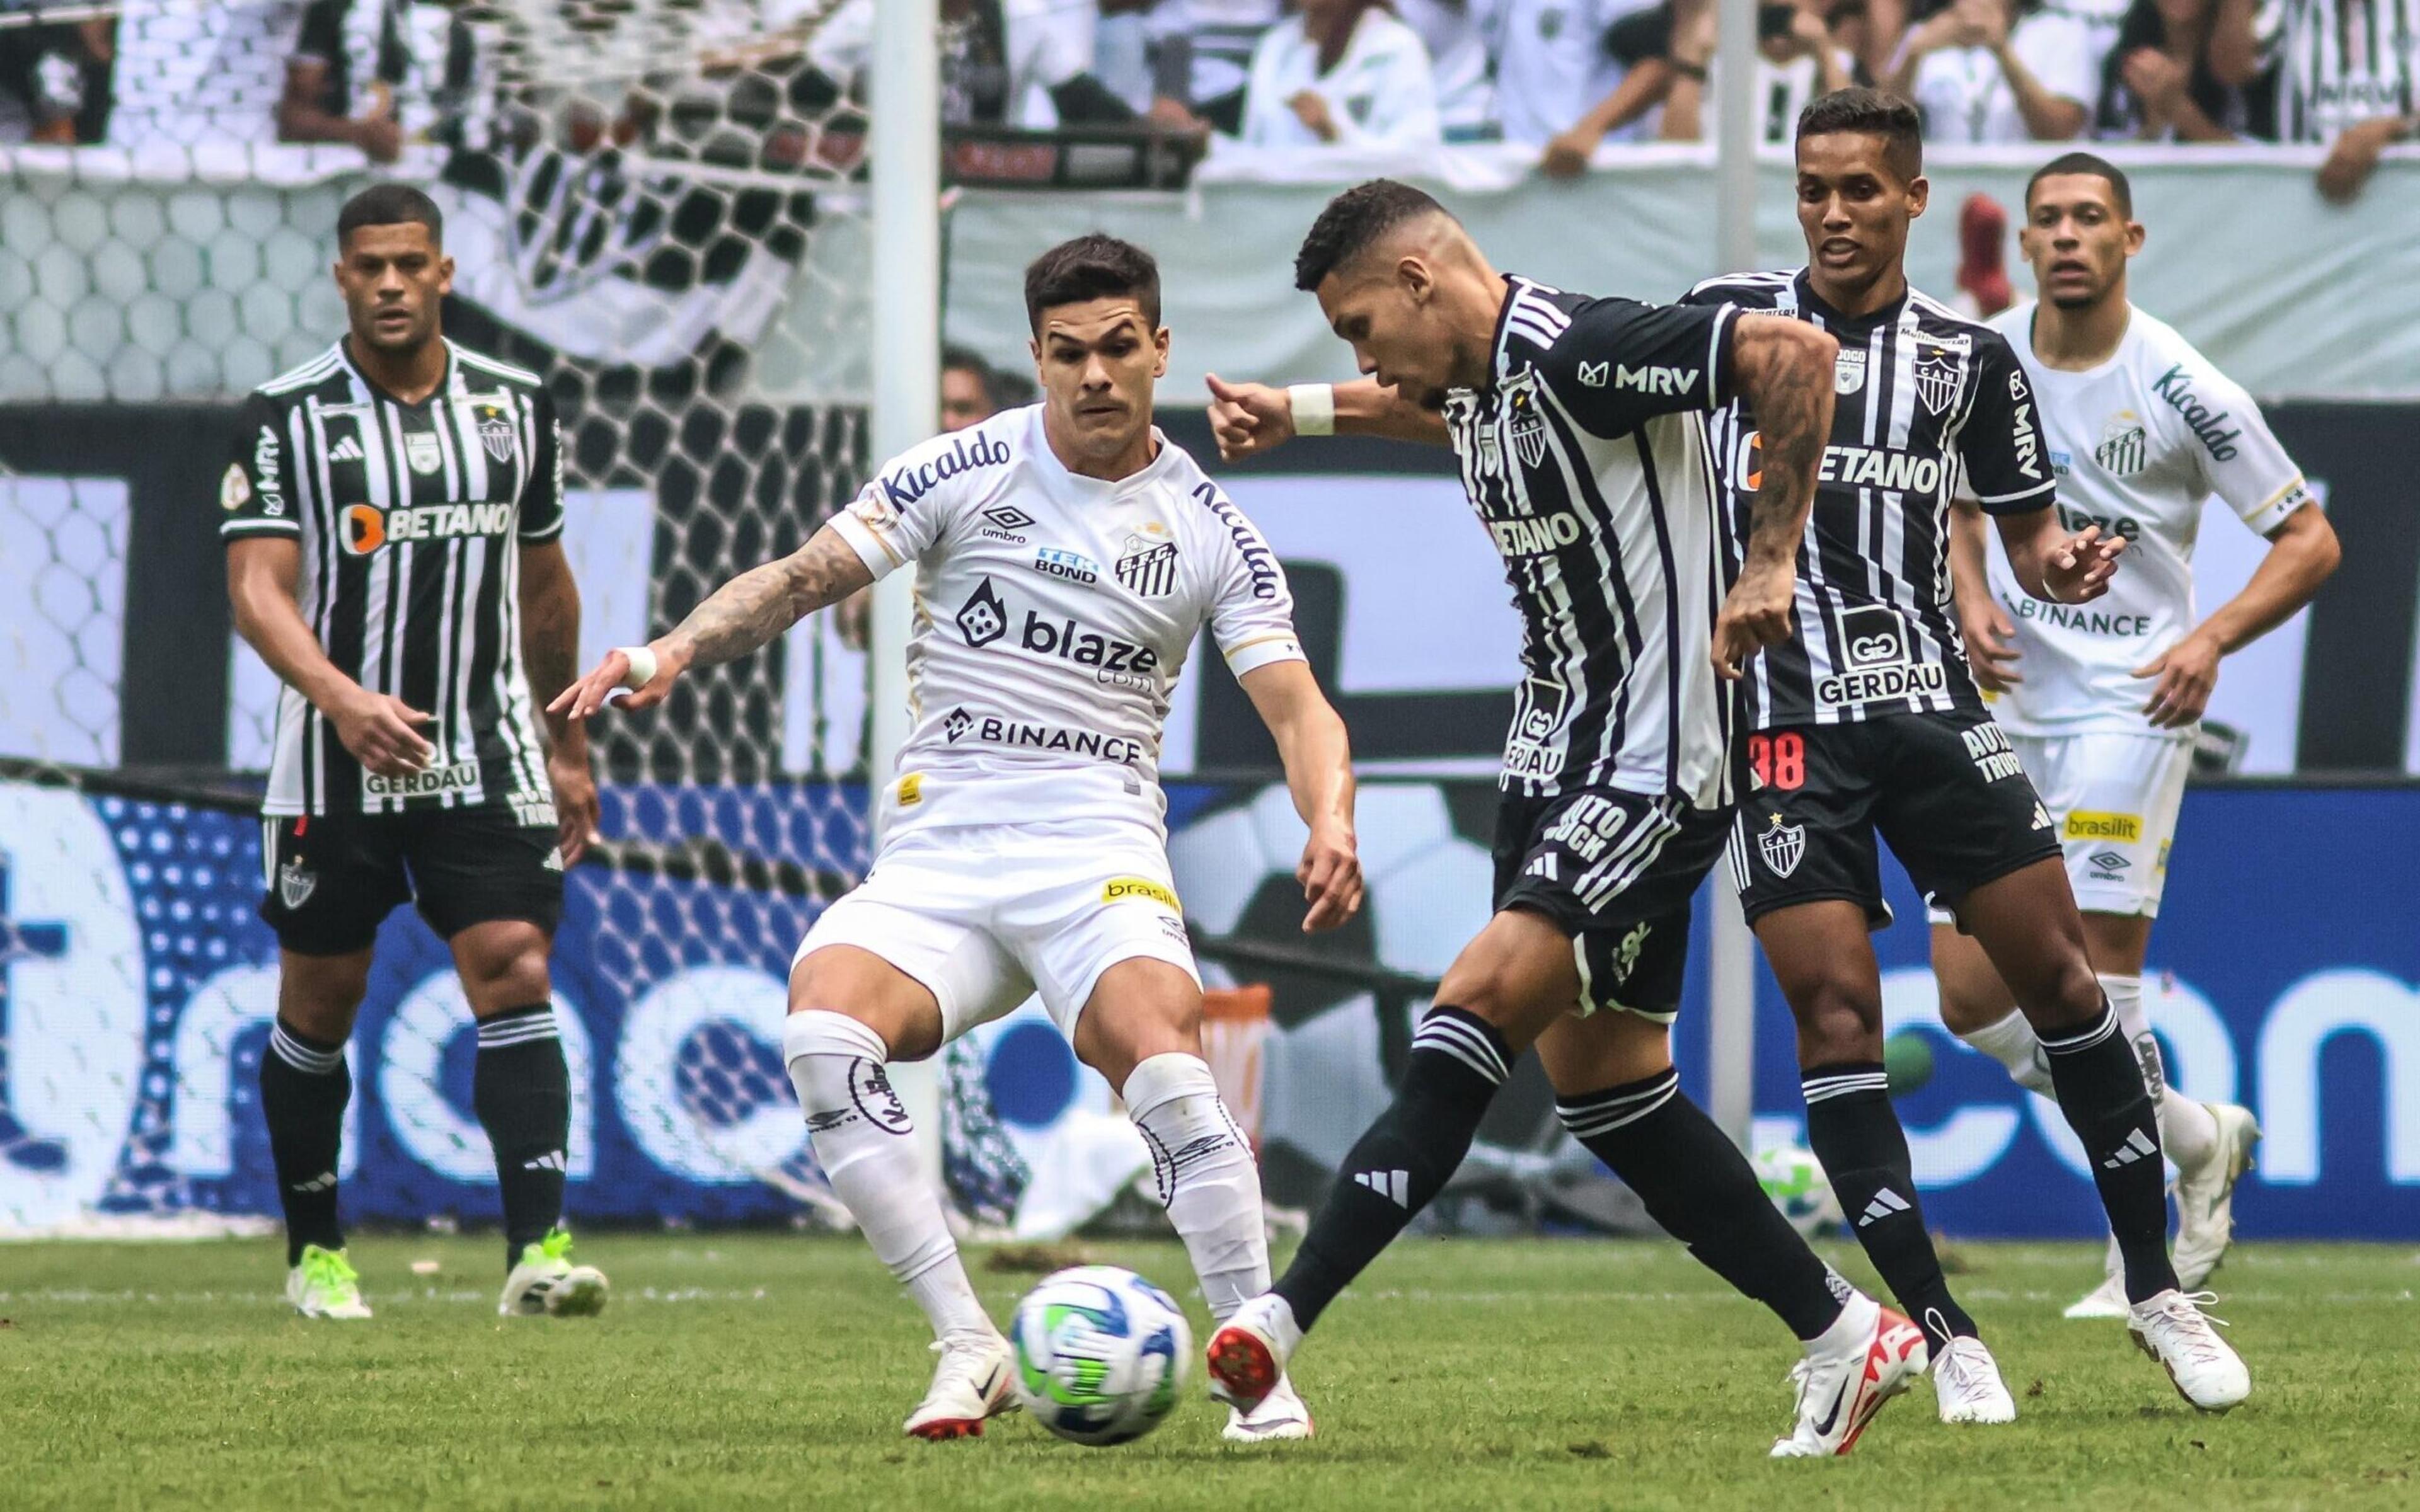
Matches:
[1690,89,2246,1417]
[221,184,606,1322]
[1202,180,1937,1458]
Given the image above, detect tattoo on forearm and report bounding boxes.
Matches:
[1738,331,1835,564]
[670,527,872,670]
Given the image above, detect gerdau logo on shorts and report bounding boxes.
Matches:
[1102,876,1180,911]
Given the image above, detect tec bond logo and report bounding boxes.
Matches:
[956,577,1008,646]
[1034,547,1099,584]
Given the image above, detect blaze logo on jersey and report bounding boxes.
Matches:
[479,410,517,464]
[1758,813,1805,878]
[1115,525,1178,597]
[957,578,1009,646]
[2094,411,2149,476]
[1911,341,1964,416]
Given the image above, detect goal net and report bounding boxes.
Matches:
[0,0,1044,1237]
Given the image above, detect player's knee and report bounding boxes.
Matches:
[2017,953,2107,1034]
[279,953,370,1038]
[1793,975,1882,1063]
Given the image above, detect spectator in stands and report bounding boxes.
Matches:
[1886,0,2096,141]
[1537,0,1850,171]
[811,0,1139,126]
[1149,0,1282,133]
[1477,0,1662,148]
[0,8,111,144]
[2210,0,2412,198]
[2092,0,2273,139]
[279,0,410,162]
[1393,0,1498,135]
[1239,0,1443,149]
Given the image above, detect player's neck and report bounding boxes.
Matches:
[344,331,448,406]
[1042,409,1160,483]
[2026,289,2131,372]
[1806,263,1908,321]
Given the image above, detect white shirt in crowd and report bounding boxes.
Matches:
[1690,49,1853,141]
[2259,0,2420,142]
[1241,6,1444,149]
[800,0,1096,127]
[107,0,308,149]
[1978,302,2312,737]
[829,404,1306,840]
[1152,0,1283,105]
[1475,0,1657,144]
[1393,0,1498,133]
[1908,9,2097,142]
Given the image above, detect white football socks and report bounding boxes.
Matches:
[1958,1008,2058,1099]
[784,1009,994,1348]
[1123,1052,1269,1322]
[2102,973,2218,1169]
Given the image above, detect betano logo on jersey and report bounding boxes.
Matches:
[342,501,516,556]
[1489,512,1584,557]
[1817,444,1945,495]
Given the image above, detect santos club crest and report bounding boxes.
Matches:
[1757,813,1805,878]
[1114,524,1178,598]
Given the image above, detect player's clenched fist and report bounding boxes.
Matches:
[551,641,687,721]
[1295,822,1363,934]
[1710,559,1798,680]
[1205,374,1296,462]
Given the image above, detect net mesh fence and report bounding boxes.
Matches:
[0,0,1055,1236]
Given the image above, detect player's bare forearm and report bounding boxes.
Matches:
[519,541,585,753]
[1731,315,1838,570]
[2196,500,2340,654]
[1336,379,1454,446]
[659,525,873,673]
[1947,500,1995,617]
[227,537,359,714]
[1240,660,1363,931]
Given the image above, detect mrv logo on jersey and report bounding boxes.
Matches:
[1816,604,1948,707]
[342,501,514,556]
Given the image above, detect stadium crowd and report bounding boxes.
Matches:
[0,0,2409,198]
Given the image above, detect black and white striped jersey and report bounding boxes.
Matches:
[1683,268,2054,731]
[1446,276,1742,810]
[2257,0,2419,142]
[220,338,565,817]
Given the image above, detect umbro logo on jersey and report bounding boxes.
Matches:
[1353,1169,1410,1207]
[1857,1188,1911,1227]
[327,435,366,463]
[2089,850,2130,873]
[2102,1127,2158,1169]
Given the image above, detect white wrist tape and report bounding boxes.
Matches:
[617,646,659,689]
[1288,383,1337,437]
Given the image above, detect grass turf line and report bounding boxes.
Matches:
[1,1235,2414,1510]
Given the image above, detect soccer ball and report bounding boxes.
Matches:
[1008,1265,1193,1446]
[1753,1144,1843,1237]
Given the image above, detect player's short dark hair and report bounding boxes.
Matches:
[2026,151,2134,218]
[336,183,443,248]
[1024,234,1160,333]
[1795,88,1923,184]
[941,344,999,405]
[1293,178,1452,292]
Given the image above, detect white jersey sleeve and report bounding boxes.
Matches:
[2175,362,2313,539]
[829,426,1012,578]
[1194,483,1308,677]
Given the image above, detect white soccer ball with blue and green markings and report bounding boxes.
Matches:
[1009,1265,1192,1446]
[1753,1144,1844,1237]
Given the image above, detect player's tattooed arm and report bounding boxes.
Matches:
[550,525,873,720]
[1711,313,1838,679]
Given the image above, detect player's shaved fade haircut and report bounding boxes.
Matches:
[2027,151,2134,218]
[337,182,443,248]
[1293,178,1453,292]
[1796,88,1923,184]
[1024,233,1161,332]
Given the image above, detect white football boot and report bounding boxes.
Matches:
[904,1333,1018,1441]
[2128,1290,2250,1412]
[1770,1298,1928,1458]
[285,1244,373,1320]
[1205,1293,1302,1418]
[498,1228,609,1318]
[1930,1334,2017,1424]
[2173,1103,2261,1289]
[1223,1372,1315,1442]
[2065,1232,2129,1320]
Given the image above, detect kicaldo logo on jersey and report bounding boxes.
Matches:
[2065,810,2143,844]
[342,501,514,556]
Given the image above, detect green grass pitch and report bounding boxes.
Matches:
[3,1234,2414,1509]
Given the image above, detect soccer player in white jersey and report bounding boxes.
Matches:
[553,236,1359,1443]
[1935,153,2341,1317]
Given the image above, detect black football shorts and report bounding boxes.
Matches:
[258,803,565,956]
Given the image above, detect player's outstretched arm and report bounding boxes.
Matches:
[1205,374,1450,462]
[1711,313,1840,679]
[2133,500,2339,728]
[229,536,434,778]
[1238,660,1364,933]
[1947,500,2022,691]
[1995,507,2126,607]
[550,524,874,721]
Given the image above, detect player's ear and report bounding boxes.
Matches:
[437,253,455,297]
[2124,217,2146,256]
[1399,255,1433,304]
[1906,173,1930,219]
[1151,324,1170,379]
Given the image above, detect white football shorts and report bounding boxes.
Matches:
[793,815,1200,1044]
[1927,730,2191,924]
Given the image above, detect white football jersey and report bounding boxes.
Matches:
[831,404,1306,840]
[1978,304,2313,737]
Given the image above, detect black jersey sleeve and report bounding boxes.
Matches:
[1538,295,1739,438]
[1954,331,2058,515]
[221,391,302,542]
[516,387,567,543]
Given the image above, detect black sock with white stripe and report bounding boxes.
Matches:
[1563,1068,1847,1341]
[1801,1061,1975,1351]
[2041,1000,2178,1303]
[473,1004,570,1269]
[261,1019,350,1267]
[1272,1006,1510,1331]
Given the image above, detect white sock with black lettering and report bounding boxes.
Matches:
[2102,972,2217,1170]
[1123,1053,1268,1321]
[783,1010,994,1348]
[1957,1009,2057,1099]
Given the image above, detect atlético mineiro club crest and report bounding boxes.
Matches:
[1757,813,1805,878]
[278,856,317,910]
[1911,338,1969,417]
[1114,525,1178,598]
[479,410,517,464]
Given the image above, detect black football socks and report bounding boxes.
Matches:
[473,1004,572,1269]
[1802,1061,1978,1351]
[2041,1000,2179,1303]
[260,1019,349,1266]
